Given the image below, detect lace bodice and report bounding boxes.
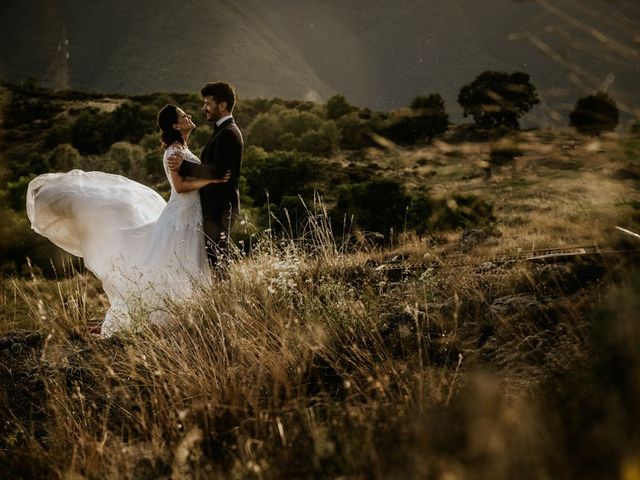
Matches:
[162,145,203,229]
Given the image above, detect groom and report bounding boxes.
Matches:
[168,81,243,267]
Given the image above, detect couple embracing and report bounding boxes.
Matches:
[26,82,243,337]
[162,81,243,268]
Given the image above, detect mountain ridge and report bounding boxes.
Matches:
[2,0,638,125]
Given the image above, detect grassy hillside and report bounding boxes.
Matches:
[1,83,639,477]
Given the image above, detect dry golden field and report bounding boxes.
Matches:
[1,131,639,479]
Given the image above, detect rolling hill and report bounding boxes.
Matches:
[2,0,639,125]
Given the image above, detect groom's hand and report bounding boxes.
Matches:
[167,153,183,172]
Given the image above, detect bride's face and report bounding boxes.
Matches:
[174,108,196,132]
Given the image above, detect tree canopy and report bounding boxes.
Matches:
[458,71,539,129]
[569,91,619,135]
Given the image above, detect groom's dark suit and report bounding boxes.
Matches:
[178,117,243,265]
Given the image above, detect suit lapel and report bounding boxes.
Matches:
[216,118,234,131]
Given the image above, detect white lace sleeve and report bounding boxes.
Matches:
[162,146,188,189]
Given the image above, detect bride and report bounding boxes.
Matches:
[26,104,230,337]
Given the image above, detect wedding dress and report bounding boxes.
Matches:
[26,145,210,337]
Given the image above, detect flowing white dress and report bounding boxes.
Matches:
[26,145,210,337]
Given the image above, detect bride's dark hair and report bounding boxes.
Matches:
[158,104,184,149]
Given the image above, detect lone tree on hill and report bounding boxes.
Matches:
[410,93,449,141]
[458,71,539,130]
[569,91,619,135]
[410,93,445,112]
[384,93,449,145]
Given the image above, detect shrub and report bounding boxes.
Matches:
[336,113,373,149]
[332,178,495,242]
[247,110,339,156]
[326,94,354,120]
[333,178,411,235]
[569,91,619,135]
[0,205,62,276]
[246,113,281,151]
[428,193,495,230]
[4,144,50,178]
[489,146,523,165]
[71,102,157,155]
[268,195,312,234]
[5,175,36,211]
[382,94,449,145]
[3,96,63,128]
[48,144,81,172]
[242,147,325,208]
[44,120,73,148]
[299,123,340,156]
[105,142,146,179]
[71,110,115,154]
[110,101,158,144]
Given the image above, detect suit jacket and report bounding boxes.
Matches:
[179,118,243,221]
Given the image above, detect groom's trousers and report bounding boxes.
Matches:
[203,210,234,269]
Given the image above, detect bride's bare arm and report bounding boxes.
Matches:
[170,169,231,193]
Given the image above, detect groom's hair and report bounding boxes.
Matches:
[201,82,236,112]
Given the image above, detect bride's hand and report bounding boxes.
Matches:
[210,170,232,184]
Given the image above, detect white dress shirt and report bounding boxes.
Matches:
[216,115,233,127]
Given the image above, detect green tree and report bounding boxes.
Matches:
[44,120,73,148]
[336,113,372,150]
[458,71,539,129]
[280,110,324,137]
[299,122,340,156]
[410,94,445,112]
[4,144,50,178]
[247,113,282,151]
[569,91,619,135]
[242,147,325,208]
[383,94,449,145]
[326,94,354,120]
[247,109,339,155]
[412,94,449,141]
[111,101,158,144]
[71,110,115,154]
[105,142,146,179]
[6,175,36,211]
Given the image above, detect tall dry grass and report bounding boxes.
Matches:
[2,130,640,478]
[2,205,638,480]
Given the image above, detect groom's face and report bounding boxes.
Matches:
[202,96,224,123]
